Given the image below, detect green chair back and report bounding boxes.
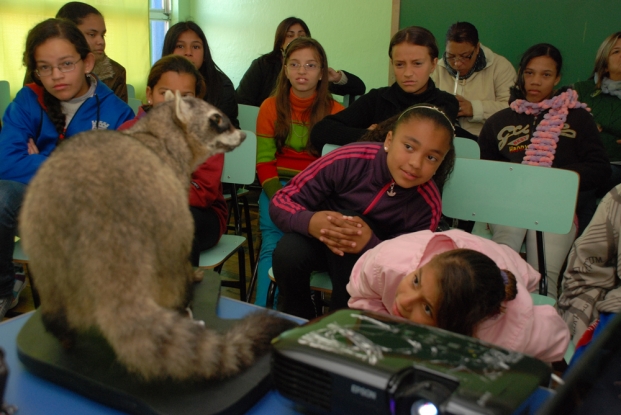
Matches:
[221,131,256,185]
[128,98,141,116]
[453,137,480,159]
[443,158,578,234]
[0,80,10,119]
[126,84,135,99]
[237,104,260,133]
[321,144,340,156]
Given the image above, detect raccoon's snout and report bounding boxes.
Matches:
[209,113,231,134]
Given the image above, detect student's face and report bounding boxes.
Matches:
[391,43,437,94]
[607,38,621,81]
[285,47,322,99]
[384,117,451,189]
[522,56,560,103]
[394,260,441,326]
[78,13,106,61]
[282,23,307,49]
[34,38,95,101]
[172,30,204,70]
[444,41,479,76]
[146,71,197,106]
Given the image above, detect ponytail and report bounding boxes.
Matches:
[502,270,518,302]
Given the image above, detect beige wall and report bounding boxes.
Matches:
[173,0,393,92]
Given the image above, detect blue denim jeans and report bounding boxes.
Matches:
[255,188,285,308]
[0,180,26,297]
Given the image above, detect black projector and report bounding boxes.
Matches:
[271,309,551,415]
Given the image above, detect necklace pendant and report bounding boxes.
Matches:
[387,183,396,197]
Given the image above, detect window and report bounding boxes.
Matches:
[149,0,171,65]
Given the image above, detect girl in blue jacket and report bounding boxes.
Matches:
[0,18,134,319]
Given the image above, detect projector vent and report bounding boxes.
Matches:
[273,352,333,411]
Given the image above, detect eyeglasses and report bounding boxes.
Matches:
[444,50,475,63]
[35,59,82,77]
[286,62,319,72]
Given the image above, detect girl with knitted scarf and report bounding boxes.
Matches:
[478,43,610,299]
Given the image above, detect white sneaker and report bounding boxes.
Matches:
[0,295,11,320]
[9,272,26,309]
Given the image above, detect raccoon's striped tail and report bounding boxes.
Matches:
[97,300,298,381]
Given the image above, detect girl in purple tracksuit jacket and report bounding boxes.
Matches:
[269,104,455,319]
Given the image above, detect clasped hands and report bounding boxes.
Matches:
[308,211,373,256]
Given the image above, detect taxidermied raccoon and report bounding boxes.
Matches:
[19,91,297,381]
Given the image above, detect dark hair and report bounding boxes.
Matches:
[445,22,479,46]
[434,249,518,337]
[23,18,92,138]
[273,37,333,156]
[55,2,102,25]
[592,32,621,89]
[359,105,455,188]
[511,43,562,100]
[162,21,224,108]
[389,26,439,60]
[143,55,206,112]
[269,17,311,60]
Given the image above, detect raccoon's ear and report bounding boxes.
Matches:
[164,90,175,102]
[173,90,192,125]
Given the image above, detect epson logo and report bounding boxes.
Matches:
[350,384,377,400]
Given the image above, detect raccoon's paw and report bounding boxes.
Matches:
[193,269,205,283]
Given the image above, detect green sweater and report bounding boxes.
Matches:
[574,79,621,162]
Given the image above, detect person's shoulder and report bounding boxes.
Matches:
[107,56,126,74]
[330,142,383,158]
[217,70,234,87]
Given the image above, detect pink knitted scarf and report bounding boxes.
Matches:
[510,89,588,167]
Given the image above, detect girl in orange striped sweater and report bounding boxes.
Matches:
[255,37,344,307]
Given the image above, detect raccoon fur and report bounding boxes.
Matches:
[19,91,297,381]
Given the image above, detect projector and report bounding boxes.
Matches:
[271,310,551,415]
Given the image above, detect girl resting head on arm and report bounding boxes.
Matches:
[347,229,571,362]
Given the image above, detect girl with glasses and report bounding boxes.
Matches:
[310,26,459,152]
[236,16,366,107]
[0,18,134,319]
[478,43,610,299]
[23,2,128,103]
[431,21,516,137]
[254,37,345,307]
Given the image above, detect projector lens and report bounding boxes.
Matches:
[411,400,438,415]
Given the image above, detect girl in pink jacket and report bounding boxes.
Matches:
[347,229,569,362]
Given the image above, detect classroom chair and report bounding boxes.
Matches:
[199,130,257,301]
[128,98,142,116]
[126,84,135,99]
[442,158,579,296]
[453,137,480,159]
[12,238,40,308]
[0,80,10,120]
[266,267,332,315]
[237,104,260,132]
